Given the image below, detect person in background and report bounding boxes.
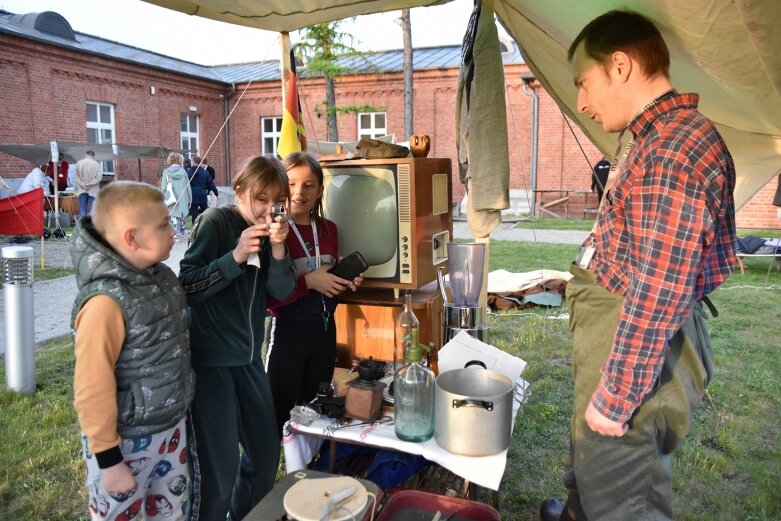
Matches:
[266,152,363,437]
[161,152,192,239]
[17,164,52,195]
[202,157,216,181]
[540,10,737,521]
[74,151,102,219]
[178,155,295,520]
[68,162,77,189]
[187,156,218,225]
[70,181,195,521]
[47,157,70,194]
[591,157,610,202]
[202,157,219,208]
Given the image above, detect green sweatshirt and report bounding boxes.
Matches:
[179,205,296,367]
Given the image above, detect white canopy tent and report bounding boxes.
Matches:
[143,0,781,210]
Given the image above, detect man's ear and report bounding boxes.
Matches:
[610,51,633,83]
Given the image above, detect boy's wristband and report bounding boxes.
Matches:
[95,446,124,469]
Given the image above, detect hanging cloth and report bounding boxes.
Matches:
[455,0,510,238]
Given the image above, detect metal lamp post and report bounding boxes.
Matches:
[3,245,36,394]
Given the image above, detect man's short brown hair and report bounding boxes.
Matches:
[568,10,670,79]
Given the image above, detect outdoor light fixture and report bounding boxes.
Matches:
[3,245,36,395]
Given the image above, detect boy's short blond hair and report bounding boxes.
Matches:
[93,181,164,236]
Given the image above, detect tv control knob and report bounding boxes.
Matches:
[401,236,409,243]
[401,244,408,251]
[402,252,409,259]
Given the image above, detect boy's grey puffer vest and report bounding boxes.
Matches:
[70,218,195,438]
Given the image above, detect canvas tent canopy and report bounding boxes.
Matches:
[143,0,781,210]
[0,141,176,165]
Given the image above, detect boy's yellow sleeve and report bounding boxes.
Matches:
[73,294,125,456]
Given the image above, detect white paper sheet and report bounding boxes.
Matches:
[437,330,526,382]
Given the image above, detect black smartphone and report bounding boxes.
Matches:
[328,251,369,280]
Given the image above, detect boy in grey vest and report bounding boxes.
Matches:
[70,181,195,521]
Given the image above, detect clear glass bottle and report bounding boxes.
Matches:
[393,342,435,442]
[393,290,419,373]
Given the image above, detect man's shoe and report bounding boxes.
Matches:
[539,497,565,521]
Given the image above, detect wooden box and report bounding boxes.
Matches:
[334,281,443,366]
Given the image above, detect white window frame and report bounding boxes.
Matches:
[86,101,115,174]
[261,116,283,157]
[180,114,199,160]
[357,112,387,140]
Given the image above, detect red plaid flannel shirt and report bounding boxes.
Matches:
[588,93,737,422]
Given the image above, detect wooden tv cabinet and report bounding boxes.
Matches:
[333,281,443,366]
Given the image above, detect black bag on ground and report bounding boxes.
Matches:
[736,236,766,254]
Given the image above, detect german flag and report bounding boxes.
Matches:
[278,48,307,159]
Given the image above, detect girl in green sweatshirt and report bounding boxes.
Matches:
[179,156,295,520]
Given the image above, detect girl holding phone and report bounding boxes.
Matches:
[266,152,363,437]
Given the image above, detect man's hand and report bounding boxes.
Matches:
[101,461,137,495]
[585,401,628,437]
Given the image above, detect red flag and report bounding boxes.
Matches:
[0,188,45,236]
[278,49,307,158]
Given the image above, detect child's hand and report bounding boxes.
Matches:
[350,274,364,292]
[305,266,349,298]
[267,214,289,244]
[233,224,268,265]
[101,462,137,496]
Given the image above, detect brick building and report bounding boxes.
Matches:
[1,9,778,228]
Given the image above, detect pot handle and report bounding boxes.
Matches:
[464,360,487,370]
[452,398,494,411]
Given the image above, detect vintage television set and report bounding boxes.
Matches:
[321,157,452,290]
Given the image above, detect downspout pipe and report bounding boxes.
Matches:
[521,73,538,216]
[222,83,236,184]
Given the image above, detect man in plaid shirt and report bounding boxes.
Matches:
[541,10,737,521]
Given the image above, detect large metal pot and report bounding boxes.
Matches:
[434,361,514,456]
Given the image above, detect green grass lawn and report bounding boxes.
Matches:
[1,242,779,519]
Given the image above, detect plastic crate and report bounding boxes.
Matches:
[376,490,500,521]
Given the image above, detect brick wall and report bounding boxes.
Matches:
[1,31,778,229]
[0,33,227,187]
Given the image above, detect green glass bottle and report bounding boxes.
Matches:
[394,341,435,442]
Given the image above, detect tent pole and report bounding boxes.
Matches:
[279,32,292,109]
[138,158,142,181]
[53,162,60,217]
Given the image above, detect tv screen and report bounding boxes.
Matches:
[322,158,452,289]
[323,166,399,279]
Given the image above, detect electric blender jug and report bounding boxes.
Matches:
[447,242,485,307]
[443,242,489,342]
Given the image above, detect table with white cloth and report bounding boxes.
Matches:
[282,378,529,496]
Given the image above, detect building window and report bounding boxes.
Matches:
[261,117,283,157]
[180,114,199,160]
[86,101,115,174]
[358,112,387,139]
